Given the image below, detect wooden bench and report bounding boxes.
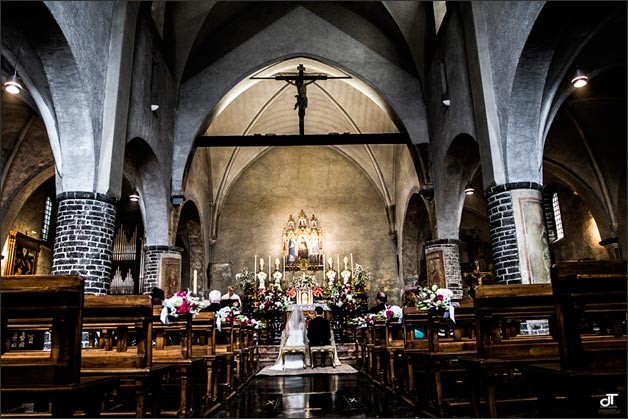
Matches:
[399,307,430,405]
[152,306,205,418]
[526,261,627,417]
[459,283,559,418]
[383,317,405,391]
[81,295,168,418]
[415,298,476,417]
[1,275,115,417]
[190,311,221,416]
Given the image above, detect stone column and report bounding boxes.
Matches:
[485,182,551,285]
[424,239,463,299]
[52,192,116,295]
[143,245,182,294]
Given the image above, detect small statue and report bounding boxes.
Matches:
[272,258,283,289]
[257,259,267,289]
[326,257,337,288]
[340,256,351,285]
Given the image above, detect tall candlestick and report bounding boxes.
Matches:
[268,256,271,277]
[193,269,198,295]
[283,255,286,278]
[254,255,257,276]
[337,254,340,278]
[350,253,354,277]
[323,254,326,273]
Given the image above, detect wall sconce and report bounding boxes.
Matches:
[129,189,140,202]
[464,182,475,195]
[4,33,24,95]
[442,94,451,107]
[571,67,588,88]
[150,104,160,112]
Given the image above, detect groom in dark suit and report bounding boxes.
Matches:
[307,306,332,366]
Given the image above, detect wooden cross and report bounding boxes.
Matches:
[253,64,350,136]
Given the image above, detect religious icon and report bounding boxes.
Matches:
[160,255,181,298]
[3,231,40,276]
[297,234,309,259]
[297,210,308,229]
[426,250,446,289]
[287,236,297,264]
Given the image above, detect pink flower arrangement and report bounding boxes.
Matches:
[164,290,206,318]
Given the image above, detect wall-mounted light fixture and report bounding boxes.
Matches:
[4,33,24,95]
[150,104,160,112]
[129,189,140,202]
[571,67,588,88]
[464,182,475,195]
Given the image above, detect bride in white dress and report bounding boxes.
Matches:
[269,308,309,370]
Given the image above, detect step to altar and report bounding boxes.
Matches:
[257,343,358,367]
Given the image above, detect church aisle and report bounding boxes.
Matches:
[211,373,420,418]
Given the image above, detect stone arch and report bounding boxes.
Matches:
[400,191,433,289]
[505,2,622,183]
[175,201,204,292]
[124,138,169,246]
[172,5,428,195]
[435,133,480,239]
[5,2,97,193]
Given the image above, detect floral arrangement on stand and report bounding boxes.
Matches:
[328,284,359,314]
[416,284,459,322]
[160,290,207,324]
[352,264,373,291]
[291,273,317,290]
[235,266,256,297]
[257,283,290,315]
[312,286,327,300]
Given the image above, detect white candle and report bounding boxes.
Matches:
[268,256,271,276]
[193,269,198,295]
[254,255,257,276]
[337,254,340,277]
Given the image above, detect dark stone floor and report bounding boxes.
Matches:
[212,373,421,418]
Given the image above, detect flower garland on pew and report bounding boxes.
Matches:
[415,284,459,322]
[347,304,403,327]
[160,290,207,324]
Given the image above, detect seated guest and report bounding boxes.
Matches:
[150,287,165,306]
[221,285,242,307]
[307,306,331,346]
[369,291,388,313]
[205,290,223,312]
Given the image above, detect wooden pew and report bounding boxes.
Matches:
[152,306,205,418]
[383,317,405,391]
[459,284,559,418]
[213,322,237,402]
[416,298,476,417]
[1,275,115,417]
[399,307,430,406]
[365,318,387,384]
[190,311,220,416]
[526,261,627,417]
[81,295,168,418]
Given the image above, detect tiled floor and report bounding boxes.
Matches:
[212,373,420,418]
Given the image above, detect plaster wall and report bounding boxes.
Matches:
[211,146,399,304]
[552,188,613,262]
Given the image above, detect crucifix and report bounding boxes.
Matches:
[252,64,350,136]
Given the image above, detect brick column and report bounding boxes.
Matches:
[143,245,182,295]
[425,239,463,299]
[52,192,116,295]
[485,182,551,284]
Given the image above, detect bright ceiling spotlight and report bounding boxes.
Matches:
[129,189,140,202]
[571,67,588,88]
[464,182,475,195]
[4,33,24,95]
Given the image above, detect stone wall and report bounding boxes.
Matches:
[211,146,399,304]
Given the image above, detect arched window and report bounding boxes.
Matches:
[551,192,564,242]
[41,197,53,242]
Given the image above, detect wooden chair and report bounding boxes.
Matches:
[460,284,559,418]
[526,261,627,417]
[1,275,115,417]
[81,295,168,418]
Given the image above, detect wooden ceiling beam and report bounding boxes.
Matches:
[194,133,409,147]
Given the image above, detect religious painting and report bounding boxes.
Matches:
[3,230,40,276]
[513,191,551,284]
[160,254,181,298]
[282,210,323,269]
[426,249,446,289]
